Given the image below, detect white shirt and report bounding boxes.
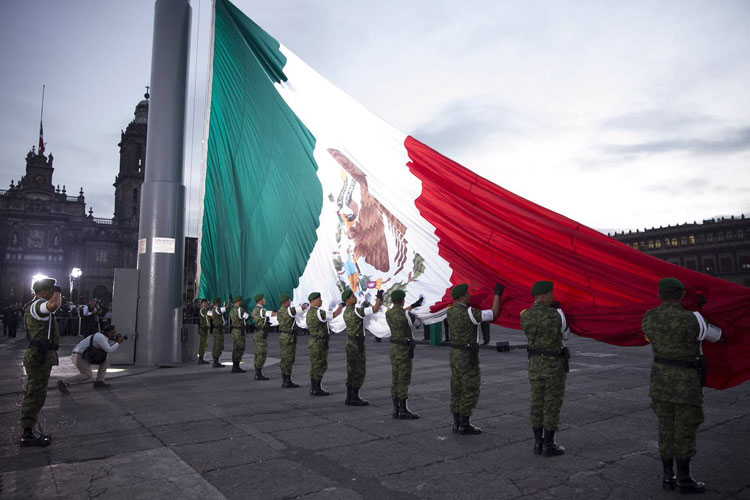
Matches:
[72,332,120,355]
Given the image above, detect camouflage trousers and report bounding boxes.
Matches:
[198,327,210,357]
[450,349,481,416]
[390,344,412,399]
[652,400,704,458]
[254,331,268,369]
[279,332,297,376]
[309,336,329,380]
[345,338,366,389]
[231,328,246,363]
[529,372,567,430]
[212,327,224,360]
[20,349,56,429]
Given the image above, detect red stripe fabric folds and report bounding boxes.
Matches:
[405,135,750,389]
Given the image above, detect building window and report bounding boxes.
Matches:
[97,249,107,263]
[707,234,714,243]
[703,258,714,273]
[689,235,696,245]
[680,237,687,245]
[648,240,654,249]
[738,231,745,240]
[671,237,679,246]
[698,234,705,244]
[726,232,733,241]
[740,256,750,270]
[655,240,662,249]
[721,257,734,273]
[685,260,696,270]
[639,241,645,249]
[717,232,724,242]
[664,239,670,248]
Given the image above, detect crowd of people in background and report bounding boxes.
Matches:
[1,298,112,337]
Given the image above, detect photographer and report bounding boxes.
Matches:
[57,325,126,392]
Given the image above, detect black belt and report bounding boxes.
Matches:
[654,356,699,369]
[527,347,563,357]
[446,342,474,351]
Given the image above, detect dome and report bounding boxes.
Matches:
[134,99,149,125]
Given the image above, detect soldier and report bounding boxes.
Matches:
[385,290,424,419]
[229,296,250,373]
[19,276,61,447]
[277,294,307,388]
[447,283,504,435]
[341,288,383,406]
[197,298,211,364]
[252,294,275,380]
[520,281,571,457]
[642,278,722,494]
[210,297,229,368]
[306,292,344,396]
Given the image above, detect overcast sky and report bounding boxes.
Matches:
[1,0,748,237]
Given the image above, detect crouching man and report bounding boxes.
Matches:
[58,325,126,392]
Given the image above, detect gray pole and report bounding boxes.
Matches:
[136,0,192,366]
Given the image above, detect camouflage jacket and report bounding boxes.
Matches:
[230,305,248,329]
[343,305,371,339]
[210,306,226,328]
[199,307,210,328]
[252,304,269,331]
[446,303,482,345]
[24,298,60,365]
[386,305,417,341]
[642,303,703,405]
[520,302,565,378]
[278,305,300,333]
[306,306,329,338]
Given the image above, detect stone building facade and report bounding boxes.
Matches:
[0,96,148,304]
[611,215,750,286]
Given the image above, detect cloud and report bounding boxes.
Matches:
[602,126,750,156]
[601,110,712,132]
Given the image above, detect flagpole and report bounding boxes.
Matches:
[135,0,192,366]
[39,84,45,153]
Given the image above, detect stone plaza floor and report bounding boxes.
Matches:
[1,327,748,499]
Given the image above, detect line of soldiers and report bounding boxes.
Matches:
[19,275,723,493]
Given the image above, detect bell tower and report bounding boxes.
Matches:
[113,88,149,222]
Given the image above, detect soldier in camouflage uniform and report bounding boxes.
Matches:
[229,296,250,373]
[19,277,61,447]
[642,278,722,494]
[385,289,424,419]
[447,283,504,435]
[306,292,344,396]
[277,294,307,388]
[520,281,571,457]
[197,299,211,364]
[210,297,228,368]
[251,294,275,380]
[342,288,383,406]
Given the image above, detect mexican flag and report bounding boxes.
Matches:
[198,0,750,389]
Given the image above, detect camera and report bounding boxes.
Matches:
[52,285,62,294]
[115,334,129,341]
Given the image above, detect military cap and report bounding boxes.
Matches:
[659,277,684,294]
[341,289,353,301]
[280,294,291,303]
[308,291,321,301]
[391,289,406,301]
[32,276,56,292]
[234,295,243,303]
[531,281,554,296]
[213,297,222,305]
[451,283,469,299]
[200,298,209,303]
[254,293,264,302]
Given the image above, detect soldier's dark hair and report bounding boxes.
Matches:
[659,289,682,301]
[103,325,116,334]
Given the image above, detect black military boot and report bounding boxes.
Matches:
[542,429,565,456]
[345,385,352,405]
[231,362,246,373]
[675,457,706,494]
[212,359,224,368]
[452,413,461,433]
[312,379,331,396]
[310,378,316,395]
[254,368,269,380]
[398,398,419,419]
[350,387,369,406]
[392,397,400,418]
[197,356,209,365]
[662,457,676,490]
[533,427,544,455]
[458,414,482,435]
[19,428,51,447]
[285,375,300,388]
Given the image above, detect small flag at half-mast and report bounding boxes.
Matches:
[38,84,45,153]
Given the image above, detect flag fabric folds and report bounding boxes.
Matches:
[198,0,750,389]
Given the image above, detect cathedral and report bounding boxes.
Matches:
[0,94,149,304]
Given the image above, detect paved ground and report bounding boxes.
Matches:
[1,326,749,500]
